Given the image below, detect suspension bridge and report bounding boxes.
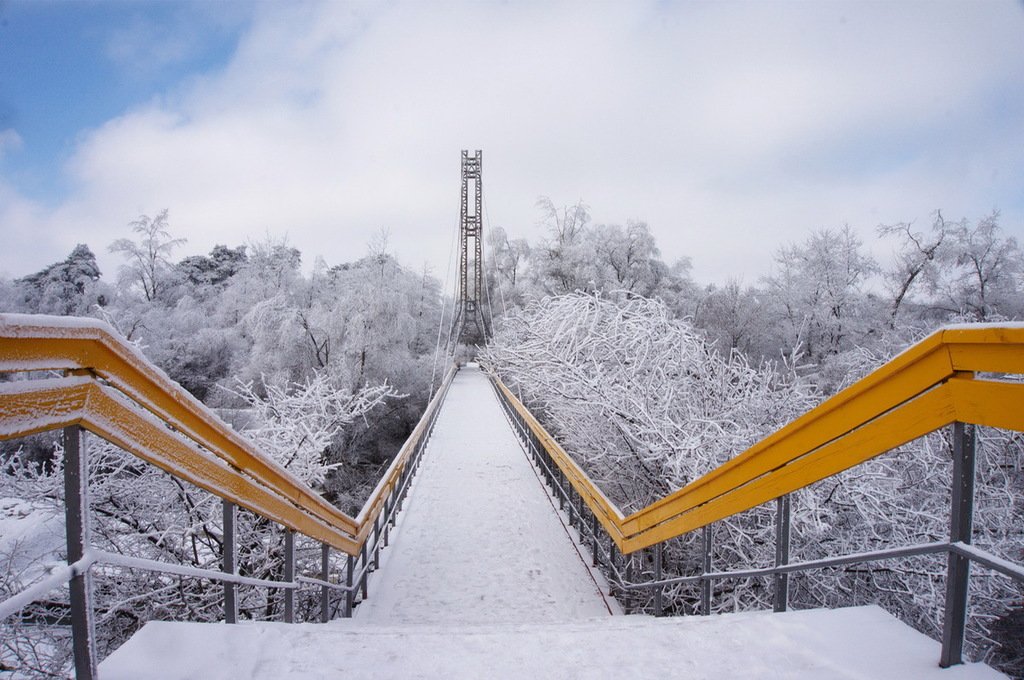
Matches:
[1,152,1022,679]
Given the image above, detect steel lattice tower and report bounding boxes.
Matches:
[452,150,490,346]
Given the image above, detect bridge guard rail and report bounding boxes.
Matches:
[488,323,1024,669]
[0,313,456,679]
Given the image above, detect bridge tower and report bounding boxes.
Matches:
[452,149,490,346]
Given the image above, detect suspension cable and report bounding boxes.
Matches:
[430,212,461,398]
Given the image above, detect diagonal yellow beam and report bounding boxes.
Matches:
[0,377,361,553]
[0,316,360,535]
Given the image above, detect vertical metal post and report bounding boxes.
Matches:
[609,535,618,597]
[284,529,295,623]
[344,554,355,617]
[653,543,664,617]
[941,422,977,668]
[222,500,237,624]
[625,553,635,614]
[592,513,600,567]
[569,487,577,529]
[702,524,713,616]
[320,543,330,623]
[63,425,97,680]
[372,514,381,569]
[359,543,369,600]
[396,468,406,512]
[773,495,791,613]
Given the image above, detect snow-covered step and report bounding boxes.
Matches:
[355,366,614,623]
[99,605,1005,679]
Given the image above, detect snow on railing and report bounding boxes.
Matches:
[0,313,457,679]
[489,323,1024,670]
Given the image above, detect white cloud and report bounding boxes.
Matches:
[2,0,1023,287]
[0,129,23,160]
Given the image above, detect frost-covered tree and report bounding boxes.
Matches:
[485,225,531,316]
[878,212,951,324]
[764,225,880,365]
[13,244,109,316]
[177,244,248,292]
[878,210,1023,326]
[531,197,596,294]
[693,279,767,357]
[934,211,1022,321]
[589,221,667,296]
[109,210,186,303]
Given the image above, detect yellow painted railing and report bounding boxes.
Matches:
[0,313,455,556]
[492,324,1024,554]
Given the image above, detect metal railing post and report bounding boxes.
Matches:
[567,487,576,530]
[592,513,600,567]
[773,495,791,613]
[625,553,635,614]
[574,490,583,534]
[609,535,618,597]
[64,425,97,680]
[654,543,664,617]
[222,500,237,624]
[941,422,977,668]
[372,514,381,570]
[344,554,354,617]
[702,524,713,616]
[321,543,331,623]
[284,529,295,623]
[360,543,369,600]
[395,469,406,513]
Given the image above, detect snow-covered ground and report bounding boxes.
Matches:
[0,496,65,585]
[100,606,1005,679]
[356,366,614,623]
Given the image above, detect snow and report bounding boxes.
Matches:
[0,496,66,585]
[99,606,1006,679]
[355,366,614,623]
[0,312,112,334]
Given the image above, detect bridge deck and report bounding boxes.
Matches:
[355,365,614,623]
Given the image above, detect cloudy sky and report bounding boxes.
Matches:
[1,0,1022,288]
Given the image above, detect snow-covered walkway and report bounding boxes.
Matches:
[355,365,613,623]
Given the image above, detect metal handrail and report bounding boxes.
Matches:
[0,313,456,678]
[489,322,1024,668]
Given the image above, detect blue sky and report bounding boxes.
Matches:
[0,1,246,200]
[1,0,1023,287]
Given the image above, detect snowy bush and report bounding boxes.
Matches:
[479,292,816,612]
[480,292,815,510]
